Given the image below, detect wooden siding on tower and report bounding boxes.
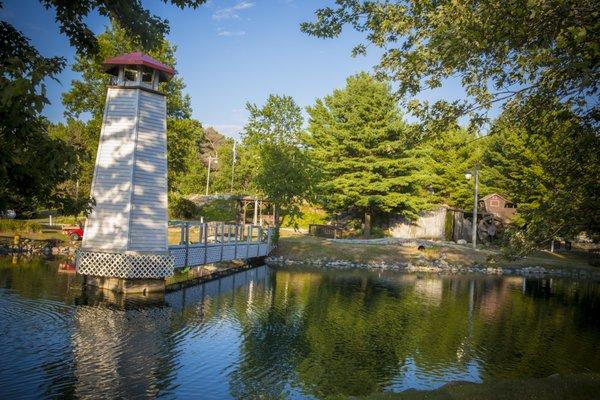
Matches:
[82,87,169,253]
[128,90,169,252]
[83,88,138,251]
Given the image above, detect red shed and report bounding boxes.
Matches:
[479,193,517,223]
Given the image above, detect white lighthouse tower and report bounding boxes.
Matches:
[77,52,174,293]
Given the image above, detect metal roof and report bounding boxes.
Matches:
[102,52,175,82]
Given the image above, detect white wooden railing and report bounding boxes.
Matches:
[168,221,274,269]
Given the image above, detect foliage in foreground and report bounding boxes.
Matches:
[0,21,78,214]
[302,0,599,128]
[5,1,206,58]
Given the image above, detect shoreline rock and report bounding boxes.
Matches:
[265,256,600,280]
[0,237,77,257]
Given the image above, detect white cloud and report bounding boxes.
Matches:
[213,1,255,20]
[217,28,247,37]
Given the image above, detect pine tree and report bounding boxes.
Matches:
[419,128,488,210]
[305,73,433,236]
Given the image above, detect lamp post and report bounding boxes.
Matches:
[205,156,218,195]
[465,164,479,249]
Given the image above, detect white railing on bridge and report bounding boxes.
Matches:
[168,221,274,269]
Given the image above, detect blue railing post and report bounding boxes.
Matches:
[234,224,239,259]
[203,222,208,265]
[220,222,225,260]
[247,225,252,258]
[184,222,189,267]
[258,226,264,256]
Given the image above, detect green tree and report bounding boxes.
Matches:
[241,95,313,241]
[0,22,78,214]
[419,128,488,210]
[11,1,206,58]
[209,139,252,195]
[302,0,599,126]
[305,73,432,236]
[167,119,205,194]
[484,103,600,249]
[47,119,97,215]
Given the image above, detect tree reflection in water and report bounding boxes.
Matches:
[227,269,600,398]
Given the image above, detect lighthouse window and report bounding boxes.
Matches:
[141,67,153,84]
[124,67,139,83]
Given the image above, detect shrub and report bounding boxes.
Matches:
[198,199,237,222]
[370,226,387,238]
[170,196,202,220]
[501,226,536,260]
[0,219,42,233]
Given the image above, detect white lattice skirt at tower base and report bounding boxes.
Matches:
[77,250,174,279]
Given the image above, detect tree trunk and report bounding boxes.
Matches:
[363,211,371,239]
[273,203,281,244]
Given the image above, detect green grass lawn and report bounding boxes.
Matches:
[0,232,67,242]
[0,216,80,243]
[282,204,328,229]
[0,224,67,243]
[274,234,597,271]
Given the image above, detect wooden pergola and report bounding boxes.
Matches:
[237,196,275,226]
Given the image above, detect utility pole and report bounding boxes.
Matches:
[465,164,480,250]
[230,141,236,193]
[205,156,217,195]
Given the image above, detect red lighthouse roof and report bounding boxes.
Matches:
[102,51,175,82]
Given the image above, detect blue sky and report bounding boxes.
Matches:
[2,0,466,138]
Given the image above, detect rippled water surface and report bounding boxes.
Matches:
[1,257,600,399]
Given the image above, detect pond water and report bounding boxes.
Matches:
[1,257,599,399]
